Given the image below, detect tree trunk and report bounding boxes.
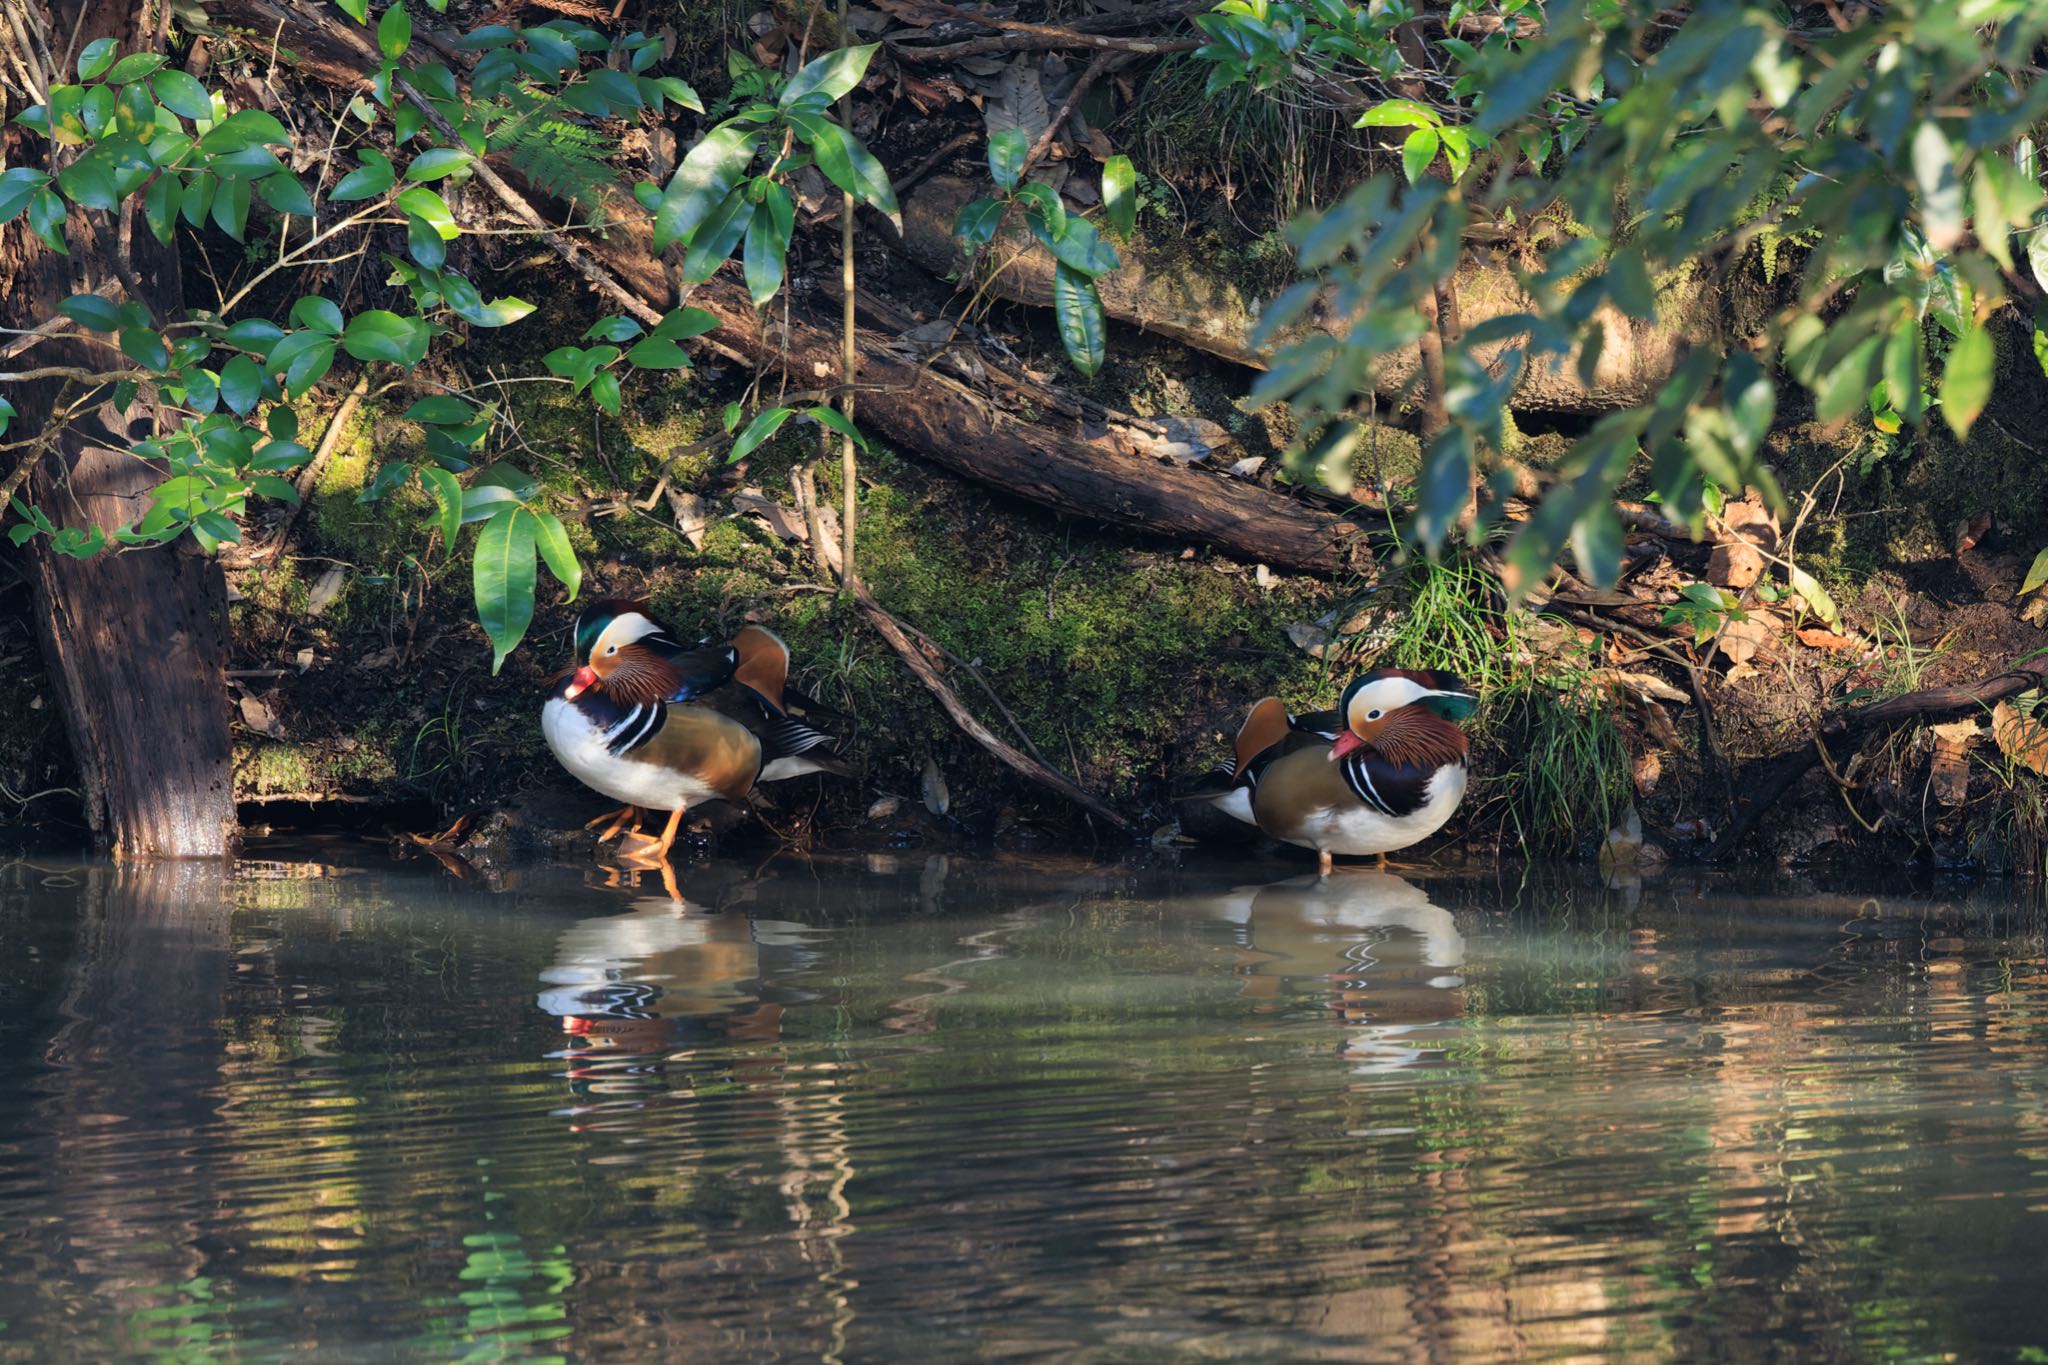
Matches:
[1,2,237,858]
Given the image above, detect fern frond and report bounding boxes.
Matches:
[485,91,621,229]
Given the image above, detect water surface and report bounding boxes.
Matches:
[1,851,2044,1360]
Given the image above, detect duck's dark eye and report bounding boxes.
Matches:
[1366,709,1383,721]
[606,645,618,656]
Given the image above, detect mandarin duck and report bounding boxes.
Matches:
[541,601,853,866]
[1191,670,1476,874]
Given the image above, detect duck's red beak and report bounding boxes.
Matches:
[564,665,600,701]
[1330,730,1365,762]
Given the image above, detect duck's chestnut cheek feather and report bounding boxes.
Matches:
[564,665,600,701]
[1330,730,1366,762]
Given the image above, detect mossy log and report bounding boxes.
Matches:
[900,175,1720,414]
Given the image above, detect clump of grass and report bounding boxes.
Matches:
[1131,54,1366,232]
[1864,592,1953,697]
[1378,554,1634,856]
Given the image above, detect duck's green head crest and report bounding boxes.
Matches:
[573,598,648,663]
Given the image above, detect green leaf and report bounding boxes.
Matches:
[142,170,182,243]
[687,189,758,283]
[582,315,642,343]
[531,509,581,600]
[220,354,263,413]
[150,69,213,121]
[1912,120,1963,251]
[77,39,118,81]
[1029,214,1119,279]
[406,395,477,424]
[1887,313,1927,422]
[652,77,702,113]
[283,338,335,397]
[421,463,462,550]
[780,43,876,109]
[329,149,394,200]
[792,115,899,229]
[406,212,445,270]
[452,293,534,328]
[1101,155,1135,242]
[729,406,795,461]
[987,128,1027,193]
[341,310,426,366]
[377,3,412,60]
[590,370,621,416]
[211,176,252,240]
[208,144,286,180]
[405,147,472,181]
[953,197,1003,250]
[251,474,300,503]
[27,188,66,253]
[1401,125,1440,185]
[1787,564,1841,630]
[257,172,314,217]
[1605,249,1657,321]
[1012,181,1063,238]
[1355,98,1440,129]
[119,326,168,370]
[56,156,118,212]
[1569,503,1623,589]
[0,168,52,224]
[624,336,691,369]
[743,188,790,305]
[1941,322,1993,440]
[196,109,291,153]
[394,186,458,237]
[653,124,758,253]
[650,307,721,342]
[224,318,285,352]
[59,293,123,332]
[1051,261,1105,377]
[336,0,368,21]
[805,404,866,450]
[474,506,537,673]
[103,52,167,83]
[291,295,345,335]
[2023,547,2048,598]
[179,366,219,414]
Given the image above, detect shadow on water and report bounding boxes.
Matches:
[0,850,2045,1359]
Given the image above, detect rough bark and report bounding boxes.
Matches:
[2,2,238,857]
[900,175,1721,414]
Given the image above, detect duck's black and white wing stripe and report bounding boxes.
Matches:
[1339,752,1435,819]
[603,702,669,756]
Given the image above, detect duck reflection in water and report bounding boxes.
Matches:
[1205,870,1467,1071]
[535,889,812,1132]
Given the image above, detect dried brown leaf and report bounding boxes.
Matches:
[1993,701,2048,776]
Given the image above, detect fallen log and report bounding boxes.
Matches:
[899,174,1723,414]
[1709,656,2048,861]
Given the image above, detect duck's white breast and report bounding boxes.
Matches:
[542,698,720,811]
[1306,763,1468,856]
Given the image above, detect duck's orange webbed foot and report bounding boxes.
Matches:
[586,805,643,843]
